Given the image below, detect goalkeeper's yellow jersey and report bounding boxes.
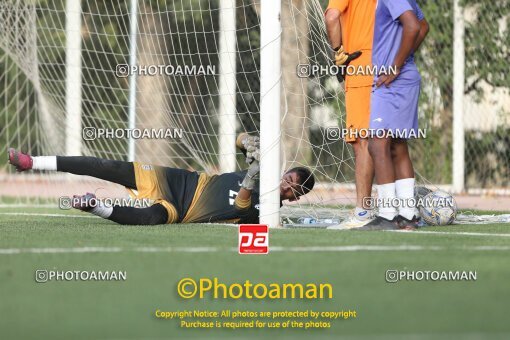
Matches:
[126,162,260,224]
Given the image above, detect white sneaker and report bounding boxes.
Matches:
[327,214,374,230]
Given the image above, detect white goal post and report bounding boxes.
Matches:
[65,0,83,156]
[217,0,238,173]
[259,0,282,228]
[452,0,465,194]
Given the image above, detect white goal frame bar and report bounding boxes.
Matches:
[259,0,282,227]
[452,0,465,193]
[218,0,238,173]
[65,0,83,156]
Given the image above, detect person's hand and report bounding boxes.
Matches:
[376,67,401,87]
[246,144,260,163]
[334,46,362,66]
[241,160,259,191]
[241,135,259,149]
[333,46,362,83]
[241,135,259,164]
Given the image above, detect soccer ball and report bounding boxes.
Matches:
[419,190,457,226]
[414,186,432,202]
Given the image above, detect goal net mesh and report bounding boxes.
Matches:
[0,0,508,223]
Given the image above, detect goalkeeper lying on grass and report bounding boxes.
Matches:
[8,134,315,225]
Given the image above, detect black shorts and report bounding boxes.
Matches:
[127,162,202,223]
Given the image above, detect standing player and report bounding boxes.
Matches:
[324,0,377,228]
[362,0,429,230]
[7,134,315,225]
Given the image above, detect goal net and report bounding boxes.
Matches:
[0,0,508,223]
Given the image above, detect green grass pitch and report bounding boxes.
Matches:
[1,207,509,339]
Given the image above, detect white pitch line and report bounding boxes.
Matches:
[0,204,56,208]
[0,247,122,254]
[1,245,510,255]
[269,245,445,251]
[1,212,509,238]
[134,247,219,253]
[389,230,510,237]
[0,212,97,219]
[0,213,234,227]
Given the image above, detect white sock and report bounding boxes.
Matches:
[32,156,57,171]
[396,178,417,220]
[377,182,397,220]
[354,206,371,220]
[90,202,113,219]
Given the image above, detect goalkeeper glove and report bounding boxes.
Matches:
[246,144,260,163]
[240,135,260,164]
[241,160,259,191]
[333,46,362,83]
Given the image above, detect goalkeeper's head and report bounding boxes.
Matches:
[280,167,315,202]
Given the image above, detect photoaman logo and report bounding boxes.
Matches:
[176,277,333,299]
[239,224,268,254]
